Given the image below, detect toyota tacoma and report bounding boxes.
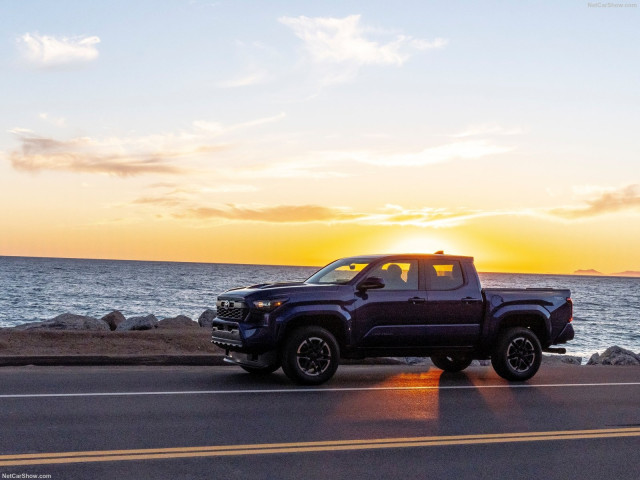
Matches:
[211,254,574,384]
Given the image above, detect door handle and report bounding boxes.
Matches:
[409,297,426,304]
[462,297,481,304]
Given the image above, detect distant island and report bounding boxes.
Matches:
[612,271,640,278]
[574,269,640,277]
[573,269,603,276]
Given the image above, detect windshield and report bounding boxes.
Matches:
[305,257,375,284]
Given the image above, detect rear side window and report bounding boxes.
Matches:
[426,261,464,290]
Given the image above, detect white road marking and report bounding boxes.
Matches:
[0,382,639,399]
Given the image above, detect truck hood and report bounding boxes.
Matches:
[218,282,341,301]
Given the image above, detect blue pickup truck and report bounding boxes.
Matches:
[211,254,574,384]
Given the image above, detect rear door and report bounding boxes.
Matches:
[421,259,484,346]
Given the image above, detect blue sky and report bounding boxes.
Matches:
[1,0,639,272]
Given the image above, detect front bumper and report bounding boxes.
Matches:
[224,350,279,369]
[211,317,277,353]
[211,320,243,348]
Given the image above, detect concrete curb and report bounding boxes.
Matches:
[0,355,410,367]
[0,355,228,367]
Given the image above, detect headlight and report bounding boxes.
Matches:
[252,298,288,312]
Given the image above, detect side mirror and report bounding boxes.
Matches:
[357,276,385,291]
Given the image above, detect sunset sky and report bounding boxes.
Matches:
[1,1,638,274]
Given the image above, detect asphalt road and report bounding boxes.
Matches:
[0,364,638,480]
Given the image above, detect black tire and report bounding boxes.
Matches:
[280,326,340,385]
[431,354,473,372]
[491,327,542,381]
[240,363,280,375]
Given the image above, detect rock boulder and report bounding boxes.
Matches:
[14,313,110,331]
[101,310,126,331]
[157,315,198,329]
[198,309,216,328]
[115,314,159,331]
[542,355,582,365]
[587,346,640,365]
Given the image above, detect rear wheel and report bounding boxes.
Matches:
[491,327,542,381]
[240,363,280,375]
[430,354,473,372]
[280,326,340,385]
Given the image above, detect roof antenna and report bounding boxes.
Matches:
[434,250,444,254]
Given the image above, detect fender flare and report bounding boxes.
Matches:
[275,304,352,347]
[484,304,552,349]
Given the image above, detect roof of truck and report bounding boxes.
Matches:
[342,253,474,262]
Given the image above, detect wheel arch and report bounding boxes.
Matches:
[278,313,349,351]
[495,312,550,347]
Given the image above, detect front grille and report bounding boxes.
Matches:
[215,298,247,321]
[216,307,248,320]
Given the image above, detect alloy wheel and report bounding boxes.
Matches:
[506,337,536,372]
[296,336,331,376]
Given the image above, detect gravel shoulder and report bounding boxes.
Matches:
[0,328,222,356]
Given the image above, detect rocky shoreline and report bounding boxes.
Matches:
[1,310,639,366]
[10,309,217,332]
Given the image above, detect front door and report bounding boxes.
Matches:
[353,259,428,348]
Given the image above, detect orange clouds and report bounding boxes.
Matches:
[550,185,640,219]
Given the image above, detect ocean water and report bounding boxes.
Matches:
[1,256,639,358]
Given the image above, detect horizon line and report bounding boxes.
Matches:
[1,254,639,278]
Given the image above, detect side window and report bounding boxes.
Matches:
[369,260,419,290]
[427,261,464,291]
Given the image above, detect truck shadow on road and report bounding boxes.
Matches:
[214,364,581,437]
[435,368,581,435]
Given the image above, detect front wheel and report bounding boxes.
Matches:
[491,327,542,381]
[280,326,340,385]
[431,354,473,372]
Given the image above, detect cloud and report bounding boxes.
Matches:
[279,15,446,83]
[359,205,515,228]
[192,112,286,135]
[17,33,100,68]
[168,185,640,227]
[8,131,189,176]
[344,141,512,167]
[133,184,259,207]
[221,157,350,180]
[450,124,525,138]
[38,112,66,127]
[550,184,640,219]
[570,184,617,197]
[206,140,511,181]
[177,204,355,223]
[5,112,285,177]
[133,196,187,208]
[168,202,523,228]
